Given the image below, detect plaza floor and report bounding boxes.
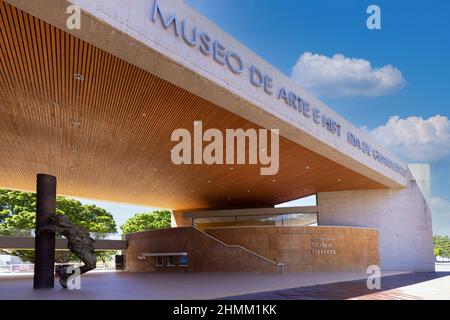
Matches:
[1,270,445,300]
[225,271,450,300]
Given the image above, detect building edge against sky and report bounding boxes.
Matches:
[0,0,435,273]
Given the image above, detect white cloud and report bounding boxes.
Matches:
[291,52,406,98]
[431,197,450,236]
[432,197,450,211]
[370,115,450,162]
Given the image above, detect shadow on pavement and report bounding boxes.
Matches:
[220,272,450,300]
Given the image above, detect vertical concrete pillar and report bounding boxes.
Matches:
[317,170,434,272]
[33,174,56,289]
[171,211,192,227]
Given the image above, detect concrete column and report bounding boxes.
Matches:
[171,211,192,227]
[317,170,434,272]
[33,174,56,289]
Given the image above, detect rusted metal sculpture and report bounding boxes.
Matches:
[34,174,57,289]
[38,215,96,288]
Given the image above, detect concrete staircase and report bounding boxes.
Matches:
[126,227,284,273]
[200,227,284,273]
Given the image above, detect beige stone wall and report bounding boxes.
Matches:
[126,227,283,273]
[205,226,379,272]
[126,226,379,273]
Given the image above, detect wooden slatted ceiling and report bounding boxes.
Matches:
[0,2,386,210]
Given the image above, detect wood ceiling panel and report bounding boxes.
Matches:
[0,2,386,209]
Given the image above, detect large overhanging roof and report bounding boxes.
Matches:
[0,1,407,210]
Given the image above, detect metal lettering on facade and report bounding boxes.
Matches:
[150,0,407,177]
[310,237,336,255]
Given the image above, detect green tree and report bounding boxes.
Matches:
[434,234,450,260]
[121,210,171,234]
[0,189,117,263]
[434,247,441,258]
[0,190,36,230]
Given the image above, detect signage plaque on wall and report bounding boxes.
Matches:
[310,237,336,255]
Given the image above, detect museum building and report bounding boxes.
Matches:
[0,0,434,280]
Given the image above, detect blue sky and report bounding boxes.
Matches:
[183,0,450,235]
[80,1,450,235]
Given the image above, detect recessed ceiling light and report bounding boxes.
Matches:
[71,119,81,127]
[305,166,311,170]
[74,73,85,81]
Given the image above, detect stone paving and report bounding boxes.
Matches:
[0,270,449,300]
[0,271,404,300]
[223,272,450,300]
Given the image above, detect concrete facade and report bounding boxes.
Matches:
[318,170,434,272]
[171,210,192,228]
[408,163,431,204]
